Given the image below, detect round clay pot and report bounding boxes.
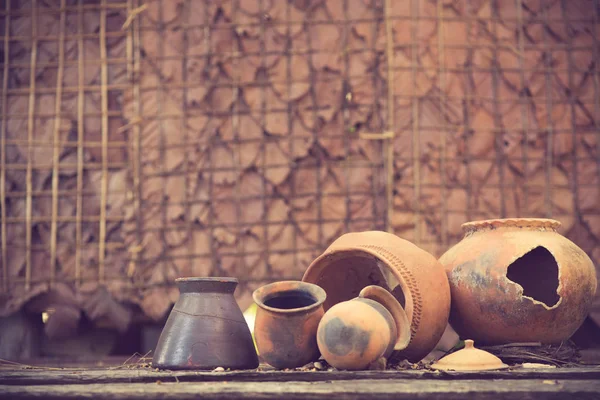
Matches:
[253,281,326,369]
[439,218,598,344]
[302,231,451,362]
[317,285,411,370]
[152,277,259,370]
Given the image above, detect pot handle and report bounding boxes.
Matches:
[358,285,411,351]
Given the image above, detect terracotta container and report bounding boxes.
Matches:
[253,281,326,369]
[317,285,411,370]
[431,339,509,371]
[303,231,451,362]
[439,218,598,345]
[152,277,259,370]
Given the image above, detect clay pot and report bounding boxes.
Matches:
[152,277,259,370]
[253,281,326,369]
[303,231,451,362]
[317,285,411,370]
[439,218,598,345]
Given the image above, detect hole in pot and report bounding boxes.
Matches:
[263,290,317,309]
[506,246,560,308]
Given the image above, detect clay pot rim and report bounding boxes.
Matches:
[359,285,411,351]
[462,218,561,233]
[302,248,415,325]
[175,277,239,283]
[253,281,327,315]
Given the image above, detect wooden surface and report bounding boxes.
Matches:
[1,365,599,399]
[2,379,600,400]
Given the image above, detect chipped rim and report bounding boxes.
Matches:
[462,218,561,234]
[175,277,238,283]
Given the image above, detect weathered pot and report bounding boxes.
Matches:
[303,231,451,362]
[253,281,326,369]
[152,277,259,370]
[439,218,598,344]
[317,285,411,370]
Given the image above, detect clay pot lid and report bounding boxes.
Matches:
[431,340,509,371]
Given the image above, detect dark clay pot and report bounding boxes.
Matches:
[152,277,259,370]
[253,281,326,369]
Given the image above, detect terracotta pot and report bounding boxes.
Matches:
[317,285,411,370]
[152,277,259,370]
[303,231,451,362]
[253,281,326,369]
[439,218,598,344]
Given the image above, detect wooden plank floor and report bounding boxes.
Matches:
[1,366,599,399]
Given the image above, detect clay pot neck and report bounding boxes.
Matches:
[253,281,326,315]
[462,218,560,236]
[175,277,238,294]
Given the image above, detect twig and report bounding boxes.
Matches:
[0,358,65,371]
[122,4,147,30]
[109,350,153,370]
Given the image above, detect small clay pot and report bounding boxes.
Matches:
[253,281,326,369]
[303,231,450,362]
[152,277,259,370]
[317,285,411,370]
[439,218,598,344]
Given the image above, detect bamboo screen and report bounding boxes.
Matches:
[1,0,599,326]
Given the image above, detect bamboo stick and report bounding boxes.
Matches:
[24,0,38,291]
[98,0,109,284]
[49,0,66,287]
[437,0,448,248]
[411,0,421,245]
[384,0,395,234]
[0,0,10,292]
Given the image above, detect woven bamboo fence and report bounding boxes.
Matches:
[0,0,599,335]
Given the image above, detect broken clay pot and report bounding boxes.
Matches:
[431,339,509,371]
[317,285,411,370]
[152,277,259,370]
[253,281,326,369]
[439,218,597,345]
[303,231,451,362]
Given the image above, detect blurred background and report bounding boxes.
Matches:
[0,0,599,361]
